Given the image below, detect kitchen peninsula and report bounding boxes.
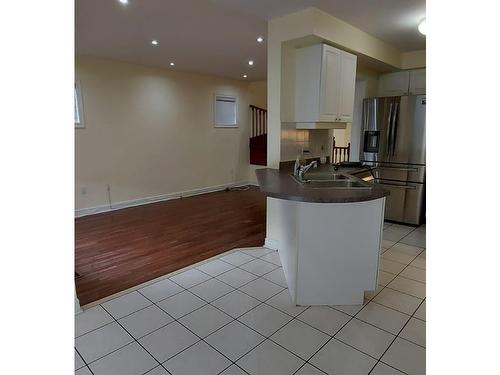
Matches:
[256,165,389,306]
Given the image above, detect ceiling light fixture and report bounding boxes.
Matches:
[256,36,264,43]
[248,60,254,66]
[151,39,159,46]
[118,0,128,4]
[169,62,175,67]
[418,18,426,35]
[243,74,248,78]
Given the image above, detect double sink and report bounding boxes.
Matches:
[291,171,373,190]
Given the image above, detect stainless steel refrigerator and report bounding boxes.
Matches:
[360,95,426,225]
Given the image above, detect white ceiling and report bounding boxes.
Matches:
[76,0,426,81]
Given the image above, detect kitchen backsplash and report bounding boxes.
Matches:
[280,123,332,161]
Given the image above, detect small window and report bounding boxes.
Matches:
[214,94,238,127]
[75,81,85,128]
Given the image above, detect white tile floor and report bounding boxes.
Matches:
[75,222,425,375]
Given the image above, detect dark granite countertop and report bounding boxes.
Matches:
[255,164,389,203]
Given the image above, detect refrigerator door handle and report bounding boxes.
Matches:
[391,102,399,156]
[376,166,419,172]
[386,103,393,158]
[363,99,369,130]
[377,182,417,190]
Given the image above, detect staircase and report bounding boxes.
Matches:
[249,105,267,166]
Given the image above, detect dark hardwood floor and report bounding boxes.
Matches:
[75,187,266,306]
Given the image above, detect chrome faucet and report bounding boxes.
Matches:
[296,160,318,180]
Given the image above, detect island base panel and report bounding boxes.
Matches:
[267,197,385,306]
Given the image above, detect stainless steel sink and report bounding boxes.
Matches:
[291,172,373,190]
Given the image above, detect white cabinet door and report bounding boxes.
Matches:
[377,71,410,97]
[294,44,357,126]
[409,69,426,95]
[338,52,357,122]
[319,46,341,122]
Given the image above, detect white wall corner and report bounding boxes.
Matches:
[264,237,279,250]
[75,287,82,315]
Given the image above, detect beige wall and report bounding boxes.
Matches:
[312,8,402,68]
[75,56,266,212]
[401,50,426,69]
[247,81,267,109]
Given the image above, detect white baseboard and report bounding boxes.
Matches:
[76,180,253,218]
[264,237,279,251]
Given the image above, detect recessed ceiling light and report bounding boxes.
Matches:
[169,62,175,67]
[248,60,254,66]
[243,74,248,78]
[256,36,264,43]
[418,18,426,35]
[118,0,128,4]
[151,39,159,46]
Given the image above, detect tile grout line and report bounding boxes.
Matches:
[137,261,323,374]
[135,288,253,375]
[373,251,426,307]
[127,262,297,374]
[76,249,288,343]
[290,300,371,374]
[85,248,282,340]
[93,257,284,351]
[99,303,173,375]
[309,285,407,364]
[75,346,96,375]
[75,322,136,367]
[368,297,426,374]
[395,316,426,349]
[365,227,425,374]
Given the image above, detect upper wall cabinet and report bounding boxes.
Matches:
[377,69,426,97]
[409,69,426,95]
[377,71,410,97]
[294,44,357,128]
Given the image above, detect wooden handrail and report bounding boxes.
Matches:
[332,136,350,163]
[249,105,267,111]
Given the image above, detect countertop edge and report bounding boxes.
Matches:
[256,167,389,204]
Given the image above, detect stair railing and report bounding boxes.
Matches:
[332,136,351,164]
[250,105,267,137]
